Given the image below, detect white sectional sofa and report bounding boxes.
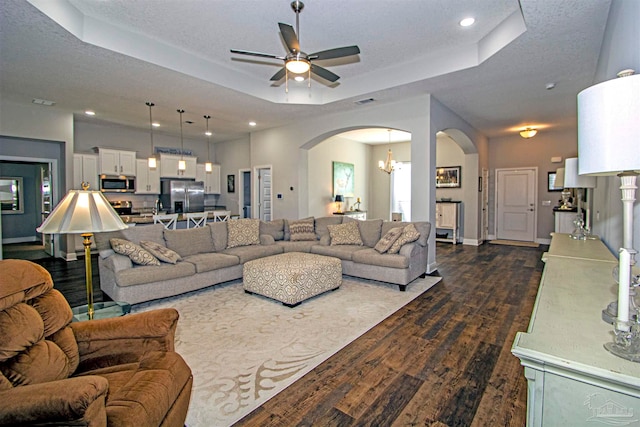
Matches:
[94,216,432,304]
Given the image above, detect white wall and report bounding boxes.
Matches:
[214,137,251,215]
[308,135,371,217]
[370,141,411,221]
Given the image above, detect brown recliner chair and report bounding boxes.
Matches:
[0,259,193,426]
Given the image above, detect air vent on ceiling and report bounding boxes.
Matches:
[32,98,56,106]
[354,98,375,105]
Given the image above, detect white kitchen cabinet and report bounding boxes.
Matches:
[196,164,221,194]
[98,148,136,176]
[435,201,460,244]
[135,159,161,194]
[160,154,197,179]
[72,154,99,191]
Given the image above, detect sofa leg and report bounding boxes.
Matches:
[420,273,427,278]
[244,290,253,295]
[398,285,407,292]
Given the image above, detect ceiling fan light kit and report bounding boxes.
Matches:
[230,0,360,90]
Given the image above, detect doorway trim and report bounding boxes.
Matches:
[237,168,251,218]
[0,155,61,259]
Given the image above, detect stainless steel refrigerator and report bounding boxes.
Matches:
[160,180,204,213]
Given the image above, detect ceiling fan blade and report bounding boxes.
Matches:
[311,64,340,82]
[230,49,284,60]
[270,68,286,81]
[278,23,300,53]
[309,45,360,61]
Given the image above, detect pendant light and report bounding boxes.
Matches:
[204,115,213,173]
[177,109,186,173]
[146,102,157,168]
[378,129,396,174]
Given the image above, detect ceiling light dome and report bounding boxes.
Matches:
[286,56,310,74]
[520,128,538,139]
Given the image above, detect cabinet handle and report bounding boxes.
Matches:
[114,165,117,172]
[120,165,123,173]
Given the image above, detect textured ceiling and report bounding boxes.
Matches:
[0,0,611,143]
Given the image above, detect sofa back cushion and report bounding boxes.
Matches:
[314,216,343,240]
[347,218,383,247]
[94,223,165,252]
[260,219,285,241]
[227,218,261,248]
[209,222,228,251]
[164,226,216,257]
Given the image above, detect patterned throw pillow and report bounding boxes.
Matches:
[374,226,404,253]
[227,218,260,248]
[140,240,182,264]
[110,238,160,266]
[328,221,363,246]
[388,223,421,254]
[289,218,316,241]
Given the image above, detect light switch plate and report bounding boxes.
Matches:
[542,200,551,206]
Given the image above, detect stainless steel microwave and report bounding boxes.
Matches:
[100,175,135,193]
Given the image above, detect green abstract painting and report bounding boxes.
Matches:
[332,161,354,197]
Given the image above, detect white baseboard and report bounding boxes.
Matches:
[462,238,482,246]
[427,261,438,274]
[537,238,551,245]
[2,236,38,244]
[63,251,78,262]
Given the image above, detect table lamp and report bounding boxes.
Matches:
[577,71,640,361]
[563,157,597,239]
[334,195,343,213]
[37,183,127,320]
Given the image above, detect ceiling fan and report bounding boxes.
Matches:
[230,0,360,83]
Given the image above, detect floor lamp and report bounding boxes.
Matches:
[578,72,640,361]
[37,183,127,320]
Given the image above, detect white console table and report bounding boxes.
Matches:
[512,233,640,426]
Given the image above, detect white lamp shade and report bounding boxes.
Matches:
[577,74,640,175]
[554,167,565,189]
[37,190,127,234]
[563,157,596,188]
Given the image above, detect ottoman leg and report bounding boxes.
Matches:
[244,290,254,295]
[283,301,301,308]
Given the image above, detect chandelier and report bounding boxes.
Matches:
[378,129,396,174]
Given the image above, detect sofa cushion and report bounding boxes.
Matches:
[352,248,411,269]
[388,223,421,254]
[181,253,240,273]
[95,224,165,252]
[314,216,343,240]
[227,219,261,248]
[221,243,283,263]
[328,221,363,246]
[114,262,196,287]
[260,219,285,241]
[209,222,227,251]
[374,226,404,253]
[139,241,182,264]
[110,239,161,266]
[311,244,365,261]
[345,218,383,247]
[164,227,216,257]
[289,218,316,241]
[284,217,313,240]
[275,240,317,253]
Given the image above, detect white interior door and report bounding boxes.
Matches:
[256,167,272,221]
[482,168,489,242]
[496,168,537,242]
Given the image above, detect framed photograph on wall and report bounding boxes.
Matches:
[436,166,461,188]
[227,174,235,193]
[332,161,355,197]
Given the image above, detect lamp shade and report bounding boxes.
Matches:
[563,157,596,188]
[577,74,640,175]
[37,189,127,234]
[554,168,565,190]
[334,195,344,203]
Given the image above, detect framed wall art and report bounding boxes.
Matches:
[227,174,235,193]
[435,166,461,188]
[332,161,355,197]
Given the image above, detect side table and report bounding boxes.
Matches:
[72,301,131,322]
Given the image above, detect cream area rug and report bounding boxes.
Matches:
[133,274,442,426]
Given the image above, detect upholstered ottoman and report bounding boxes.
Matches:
[243,252,342,307]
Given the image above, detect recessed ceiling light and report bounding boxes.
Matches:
[85,110,95,116]
[249,121,257,127]
[205,131,212,136]
[294,76,304,82]
[459,17,475,27]
[152,122,160,127]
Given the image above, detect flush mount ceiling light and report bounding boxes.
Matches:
[85,110,95,116]
[249,121,257,127]
[520,127,538,139]
[146,102,157,169]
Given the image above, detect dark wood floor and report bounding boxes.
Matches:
[24,241,545,426]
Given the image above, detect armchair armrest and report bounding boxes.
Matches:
[71,308,179,368]
[0,376,108,426]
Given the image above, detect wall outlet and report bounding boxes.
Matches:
[277,193,283,199]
